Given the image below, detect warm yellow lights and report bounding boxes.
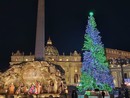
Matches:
[5,90,8,93]
[65,88,68,94]
[74,58,77,61]
[59,59,62,61]
[78,79,80,82]
[111,65,114,68]
[113,80,116,85]
[75,69,77,73]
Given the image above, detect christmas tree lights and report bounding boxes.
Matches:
[78,12,114,93]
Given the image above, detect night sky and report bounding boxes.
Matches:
[0,0,130,70]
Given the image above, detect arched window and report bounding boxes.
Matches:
[74,74,78,83]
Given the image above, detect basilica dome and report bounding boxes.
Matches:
[45,38,59,56]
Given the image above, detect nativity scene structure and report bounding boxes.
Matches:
[0,61,66,95]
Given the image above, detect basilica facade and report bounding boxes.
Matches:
[10,38,130,87]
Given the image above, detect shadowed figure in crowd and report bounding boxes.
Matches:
[102,90,105,98]
[72,89,77,98]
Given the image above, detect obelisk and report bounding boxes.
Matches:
[35,0,45,61]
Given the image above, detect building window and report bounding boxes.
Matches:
[74,74,78,83]
[124,73,127,78]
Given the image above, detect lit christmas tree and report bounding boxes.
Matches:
[78,12,114,92]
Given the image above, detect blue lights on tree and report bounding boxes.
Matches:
[78,12,114,92]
